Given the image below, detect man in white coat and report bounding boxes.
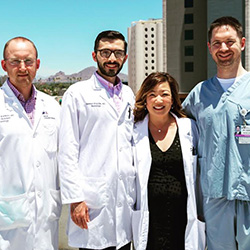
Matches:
[0,37,61,249]
[59,31,135,250]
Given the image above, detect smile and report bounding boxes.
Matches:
[218,53,232,59]
[154,106,164,110]
[104,63,119,69]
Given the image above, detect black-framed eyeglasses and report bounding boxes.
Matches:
[5,58,36,66]
[97,49,125,59]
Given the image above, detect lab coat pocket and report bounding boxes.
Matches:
[126,175,136,208]
[41,118,58,153]
[132,210,149,250]
[82,177,107,210]
[47,189,62,221]
[0,193,31,231]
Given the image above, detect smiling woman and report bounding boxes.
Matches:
[132,72,206,250]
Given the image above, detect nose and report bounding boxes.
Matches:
[155,95,163,103]
[19,60,27,71]
[108,52,116,62]
[220,42,229,51]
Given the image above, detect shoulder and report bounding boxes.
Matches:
[122,84,135,100]
[184,78,211,100]
[37,90,58,103]
[122,83,133,93]
[37,90,60,107]
[133,116,149,142]
[176,117,198,137]
[63,76,95,100]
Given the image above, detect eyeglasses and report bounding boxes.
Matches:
[5,58,36,66]
[97,49,125,59]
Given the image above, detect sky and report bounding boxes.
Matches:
[0,0,162,78]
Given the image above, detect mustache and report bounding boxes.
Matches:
[104,62,120,67]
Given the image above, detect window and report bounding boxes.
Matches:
[185,30,193,40]
[185,46,194,56]
[185,62,194,72]
[184,14,193,24]
[185,0,193,8]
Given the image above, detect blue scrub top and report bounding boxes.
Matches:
[183,73,250,201]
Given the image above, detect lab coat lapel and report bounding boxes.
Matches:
[118,85,132,120]
[134,115,151,188]
[93,76,119,118]
[33,91,44,133]
[2,82,32,128]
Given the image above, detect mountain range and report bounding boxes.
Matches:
[38,66,128,83]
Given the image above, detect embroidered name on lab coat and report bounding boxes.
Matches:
[86,102,105,107]
[0,114,14,123]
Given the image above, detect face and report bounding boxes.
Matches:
[92,38,128,83]
[208,25,245,68]
[146,81,173,118]
[1,39,40,90]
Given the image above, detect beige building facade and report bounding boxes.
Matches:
[128,19,163,93]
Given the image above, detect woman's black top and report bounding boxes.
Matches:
[146,129,188,250]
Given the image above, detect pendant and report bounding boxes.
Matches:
[158,129,161,133]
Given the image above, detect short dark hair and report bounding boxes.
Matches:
[94,30,127,54]
[3,36,38,59]
[134,72,186,123]
[208,16,243,42]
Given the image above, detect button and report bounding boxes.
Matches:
[36,161,41,168]
[37,191,42,198]
[119,148,122,152]
[119,174,122,180]
[117,202,122,207]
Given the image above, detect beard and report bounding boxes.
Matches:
[97,60,124,77]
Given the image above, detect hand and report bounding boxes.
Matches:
[70,201,90,229]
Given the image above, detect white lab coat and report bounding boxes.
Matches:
[132,114,206,250]
[59,75,136,249]
[0,82,62,250]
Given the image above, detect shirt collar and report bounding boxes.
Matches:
[94,71,122,97]
[7,78,37,103]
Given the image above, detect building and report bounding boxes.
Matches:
[163,0,249,93]
[128,19,163,93]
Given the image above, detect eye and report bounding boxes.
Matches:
[212,42,221,47]
[227,40,234,46]
[24,59,34,66]
[148,93,155,97]
[10,59,20,65]
[114,50,125,58]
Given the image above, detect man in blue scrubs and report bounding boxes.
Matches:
[183,16,250,250]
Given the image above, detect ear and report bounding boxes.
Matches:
[1,60,7,72]
[207,42,212,54]
[92,51,97,62]
[36,59,40,70]
[123,54,128,64]
[241,37,246,51]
